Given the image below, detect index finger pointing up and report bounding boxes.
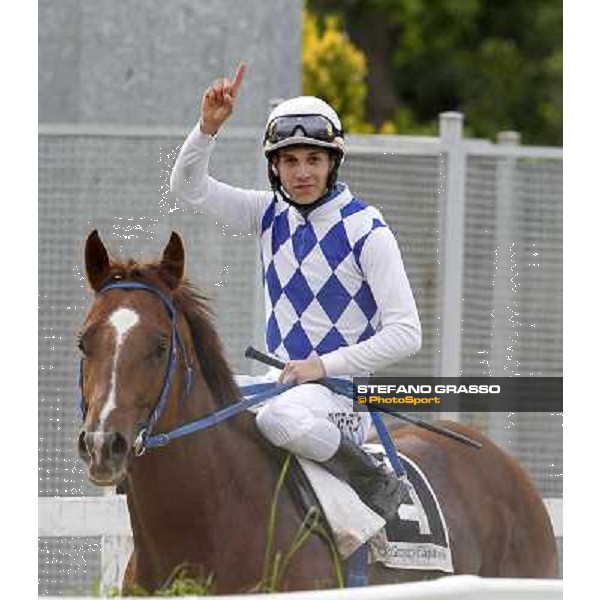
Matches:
[231,62,247,96]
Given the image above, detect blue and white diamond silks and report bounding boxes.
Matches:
[260,185,387,361]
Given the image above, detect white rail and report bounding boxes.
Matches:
[42,575,562,599]
[39,495,562,595]
[38,494,563,538]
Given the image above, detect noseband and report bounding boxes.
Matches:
[78,281,194,455]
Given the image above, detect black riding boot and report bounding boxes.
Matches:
[321,437,410,522]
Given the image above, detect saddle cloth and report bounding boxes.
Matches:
[236,374,453,572]
[298,444,454,573]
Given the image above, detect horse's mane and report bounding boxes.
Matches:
[173,279,241,406]
[104,259,240,406]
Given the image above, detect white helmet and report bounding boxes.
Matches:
[263,96,346,158]
[263,97,346,202]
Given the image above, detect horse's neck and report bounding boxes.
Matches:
[123,372,324,592]
[126,373,276,546]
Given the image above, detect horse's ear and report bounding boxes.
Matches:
[85,230,111,292]
[160,232,185,288]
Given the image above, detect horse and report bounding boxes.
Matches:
[77,230,559,594]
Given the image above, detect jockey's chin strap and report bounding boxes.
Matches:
[78,281,194,455]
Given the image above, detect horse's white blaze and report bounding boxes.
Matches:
[98,308,140,431]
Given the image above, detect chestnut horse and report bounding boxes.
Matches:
[77,230,558,594]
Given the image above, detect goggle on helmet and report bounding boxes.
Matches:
[263,97,346,158]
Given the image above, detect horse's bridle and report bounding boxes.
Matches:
[78,281,194,456]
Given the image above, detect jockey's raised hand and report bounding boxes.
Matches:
[200,62,247,135]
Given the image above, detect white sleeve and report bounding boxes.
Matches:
[320,227,422,376]
[169,125,272,234]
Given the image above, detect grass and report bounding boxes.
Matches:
[102,566,214,597]
[96,453,344,596]
[256,453,344,592]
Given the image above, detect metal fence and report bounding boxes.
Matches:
[38,116,562,594]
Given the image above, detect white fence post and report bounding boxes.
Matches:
[487,131,521,447]
[437,111,466,428]
[438,112,466,380]
[100,488,133,595]
[490,130,522,377]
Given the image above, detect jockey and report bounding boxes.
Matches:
[170,63,421,522]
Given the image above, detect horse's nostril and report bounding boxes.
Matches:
[77,431,94,462]
[84,432,96,456]
[109,431,129,459]
[77,430,91,461]
[78,431,129,465]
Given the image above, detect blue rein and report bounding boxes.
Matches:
[143,381,296,449]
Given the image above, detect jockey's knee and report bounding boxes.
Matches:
[255,402,340,461]
[255,403,312,447]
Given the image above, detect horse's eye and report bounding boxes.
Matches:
[77,336,87,355]
[152,337,169,359]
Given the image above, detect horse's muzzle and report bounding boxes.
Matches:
[77,430,130,485]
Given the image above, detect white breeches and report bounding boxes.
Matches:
[252,381,372,462]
